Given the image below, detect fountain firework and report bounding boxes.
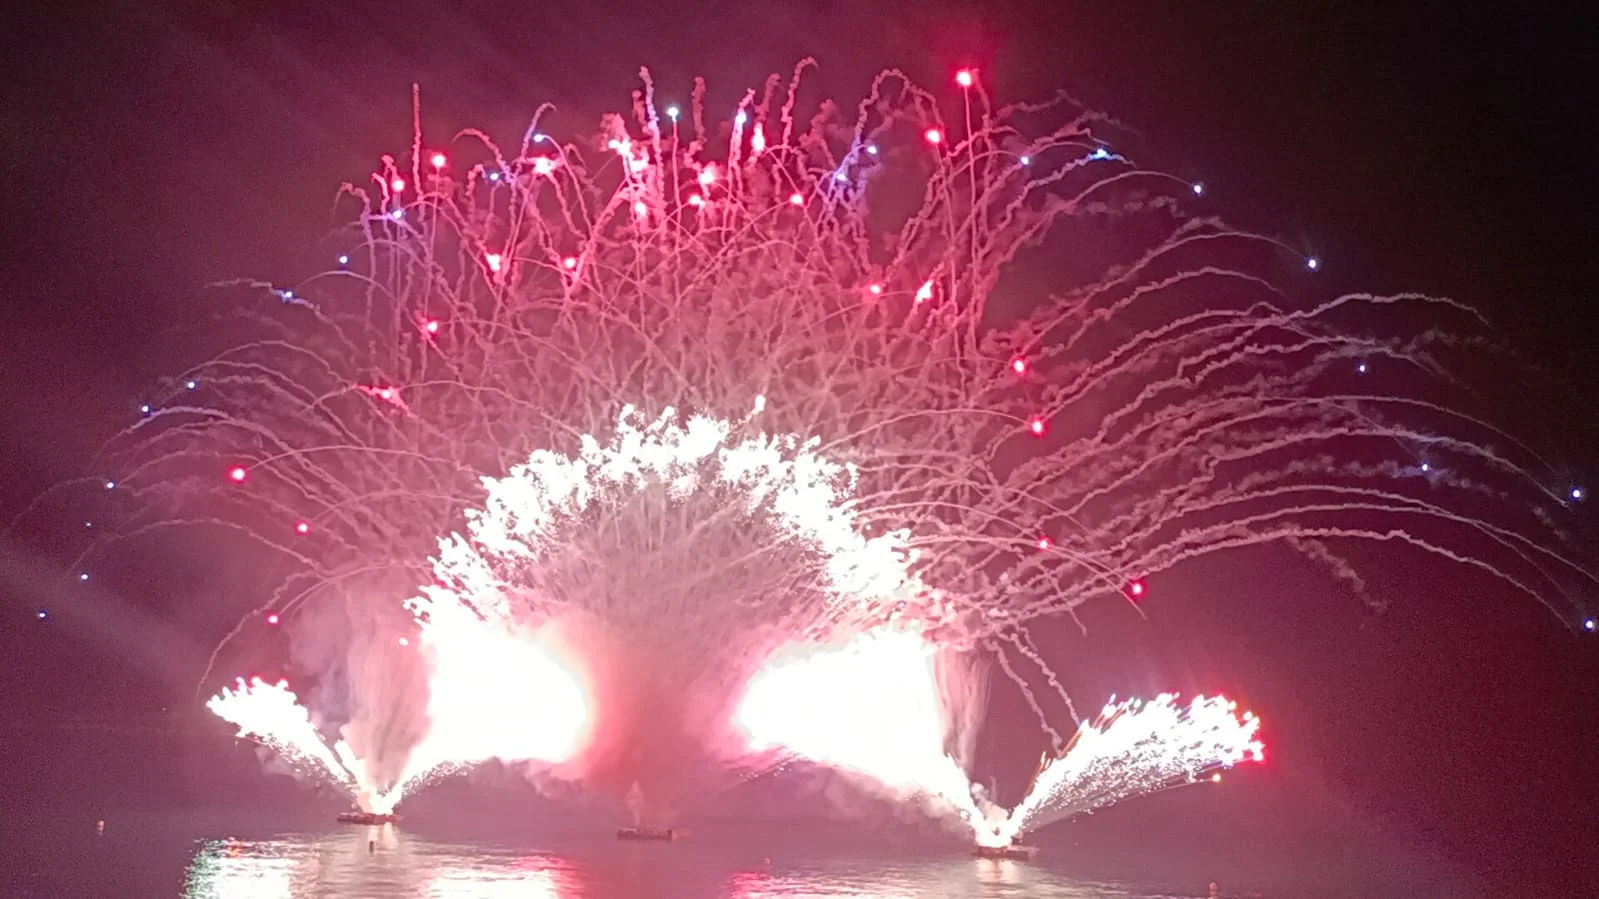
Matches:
[33,62,1592,825]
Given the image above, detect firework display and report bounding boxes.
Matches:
[32,63,1593,840]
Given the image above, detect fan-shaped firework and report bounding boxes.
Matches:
[982,694,1265,847]
[37,63,1592,830]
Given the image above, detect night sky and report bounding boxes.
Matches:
[2,1,1595,895]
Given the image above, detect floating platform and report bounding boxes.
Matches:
[337,812,401,825]
[616,826,680,841]
[972,844,1037,861]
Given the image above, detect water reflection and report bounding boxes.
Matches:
[183,838,309,898]
[182,830,1175,898]
[184,827,581,899]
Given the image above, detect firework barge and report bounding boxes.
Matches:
[337,812,401,825]
[616,827,683,841]
[972,843,1037,860]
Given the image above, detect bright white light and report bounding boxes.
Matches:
[1192,182,1205,195]
[1571,487,1585,501]
[866,144,879,155]
[1306,256,1320,271]
[666,106,680,120]
[337,254,349,265]
[735,111,748,125]
[736,628,983,824]
[443,407,918,606]
[1019,155,1031,166]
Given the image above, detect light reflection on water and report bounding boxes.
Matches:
[181,827,1187,899]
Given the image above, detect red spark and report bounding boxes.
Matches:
[1037,536,1052,550]
[789,192,804,206]
[294,521,310,535]
[562,256,578,270]
[1128,579,1146,599]
[533,157,555,175]
[390,177,406,192]
[266,613,280,625]
[1028,417,1047,436]
[1011,357,1028,375]
[228,466,248,483]
[424,319,441,335]
[955,70,974,88]
[867,284,883,296]
[485,253,503,273]
[698,168,716,187]
[378,387,394,401]
[688,194,706,207]
[924,128,943,145]
[430,152,447,168]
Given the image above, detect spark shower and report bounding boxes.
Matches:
[29,61,1591,845]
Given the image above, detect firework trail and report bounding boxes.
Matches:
[981,694,1264,847]
[30,63,1593,819]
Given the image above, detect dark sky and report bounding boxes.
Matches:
[2,1,1595,895]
